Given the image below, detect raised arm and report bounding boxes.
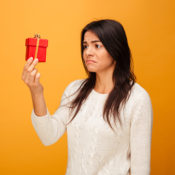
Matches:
[21,57,78,146]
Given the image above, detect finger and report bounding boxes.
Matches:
[31,68,37,76]
[24,57,33,67]
[22,57,35,79]
[23,57,33,76]
[34,72,40,84]
[26,69,37,84]
[27,58,39,72]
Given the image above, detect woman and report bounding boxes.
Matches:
[22,19,153,175]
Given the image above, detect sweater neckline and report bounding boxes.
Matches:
[92,89,109,96]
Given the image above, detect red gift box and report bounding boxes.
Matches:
[25,34,48,62]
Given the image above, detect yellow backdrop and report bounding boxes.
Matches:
[0,0,174,174]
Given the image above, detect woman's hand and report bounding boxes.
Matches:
[21,57,43,94]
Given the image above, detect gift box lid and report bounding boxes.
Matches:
[25,38,48,47]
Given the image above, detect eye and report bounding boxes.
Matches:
[95,44,101,48]
[83,45,88,49]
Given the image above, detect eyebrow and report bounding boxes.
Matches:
[83,40,101,44]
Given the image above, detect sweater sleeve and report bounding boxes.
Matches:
[130,91,153,175]
[31,80,76,146]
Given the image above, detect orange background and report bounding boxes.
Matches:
[0,0,175,174]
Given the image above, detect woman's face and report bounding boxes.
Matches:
[83,30,116,74]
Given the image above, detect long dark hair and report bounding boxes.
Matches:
[66,19,136,131]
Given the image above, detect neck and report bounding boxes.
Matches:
[94,70,115,94]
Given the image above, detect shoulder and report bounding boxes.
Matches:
[125,82,152,113]
[130,82,151,102]
[66,78,86,90]
[123,82,153,122]
[63,78,86,96]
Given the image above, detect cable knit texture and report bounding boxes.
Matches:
[31,79,153,175]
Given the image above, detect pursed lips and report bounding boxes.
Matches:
[86,59,97,64]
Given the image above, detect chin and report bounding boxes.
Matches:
[86,68,97,73]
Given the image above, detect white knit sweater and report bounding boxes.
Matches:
[31,79,153,175]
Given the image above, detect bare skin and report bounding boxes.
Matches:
[83,30,116,94]
[21,57,47,116]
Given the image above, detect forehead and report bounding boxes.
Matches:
[83,30,100,41]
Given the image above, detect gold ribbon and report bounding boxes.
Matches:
[34,34,40,59]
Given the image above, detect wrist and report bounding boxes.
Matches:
[30,87,44,97]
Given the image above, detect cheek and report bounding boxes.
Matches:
[99,51,114,66]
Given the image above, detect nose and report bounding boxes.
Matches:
[84,46,94,56]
